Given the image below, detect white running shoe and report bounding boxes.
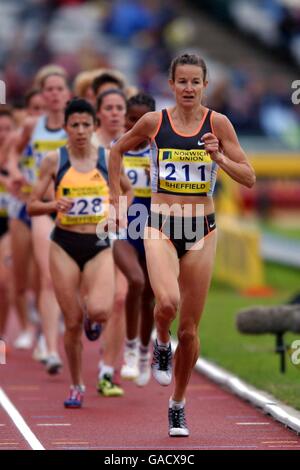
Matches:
[120,348,139,380]
[13,330,34,350]
[168,404,189,437]
[135,352,151,387]
[151,340,172,386]
[32,334,48,363]
[46,354,62,375]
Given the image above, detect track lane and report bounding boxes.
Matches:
[1,332,300,450]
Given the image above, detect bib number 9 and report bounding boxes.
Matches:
[126,168,150,188]
[127,170,138,186]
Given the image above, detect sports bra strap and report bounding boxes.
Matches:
[97,146,108,182]
[55,146,71,190]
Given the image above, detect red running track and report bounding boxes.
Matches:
[1,325,300,450]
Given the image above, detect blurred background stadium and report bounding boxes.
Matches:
[0,0,299,408]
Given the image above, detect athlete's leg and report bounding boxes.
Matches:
[134,257,155,386]
[31,216,61,356]
[96,266,126,396]
[173,231,217,402]
[144,233,179,386]
[113,240,144,341]
[28,256,40,300]
[144,230,180,344]
[9,219,32,332]
[82,248,115,326]
[49,241,83,386]
[101,268,127,368]
[139,258,154,348]
[113,240,145,378]
[0,234,11,338]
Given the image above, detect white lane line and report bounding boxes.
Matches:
[236,422,270,426]
[0,387,45,450]
[37,423,71,427]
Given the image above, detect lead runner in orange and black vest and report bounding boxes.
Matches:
[109,53,256,437]
[28,98,132,409]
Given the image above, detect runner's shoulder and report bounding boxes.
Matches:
[41,150,59,174]
[137,111,161,137]
[210,111,233,136]
[23,115,39,134]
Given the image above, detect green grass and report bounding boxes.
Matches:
[260,221,300,241]
[171,262,300,410]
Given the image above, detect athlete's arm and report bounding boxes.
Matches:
[15,116,37,154]
[109,111,160,205]
[120,168,134,206]
[0,131,18,166]
[0,172,8,187]
[203,113,256,188]
[27,151,72,216]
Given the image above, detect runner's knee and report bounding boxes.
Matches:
[177,325,197,347]
[40,275,54,291]
[113,291,126,313]
[155,294,179,322]
[87,304,110,325]
[65,317,82,336]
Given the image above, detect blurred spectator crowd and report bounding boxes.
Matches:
[193,0,300,67]
[0,0,299,147]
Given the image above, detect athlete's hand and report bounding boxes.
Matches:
[55,198,73,213]
[103,200,127,233]
[5,177,23,196]
[202,133,225,164]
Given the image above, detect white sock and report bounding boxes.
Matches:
[139,344,149,356]
[99,364,114,380]
[71,384,86,393]
[157,338,170,349]
[169,397,185,409]
[125,337,138,350]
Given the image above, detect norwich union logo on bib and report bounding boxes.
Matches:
[158,148,212,194]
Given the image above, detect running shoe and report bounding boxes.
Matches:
[151,339,172,386]
[135,352,151,387]
[97,374,124,397]
[168,404,189,437]
[32,334,48,364]
[64,385,85,409]
[46,354,62,375]
[120,348,139,380]
[84,315,102,341]
[13,330,34,350]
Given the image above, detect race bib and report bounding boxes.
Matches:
[59,186,109,225]
[158,148,212,194]
[0,184,9,217]
[123,156,151,198]
[33,139,67,180]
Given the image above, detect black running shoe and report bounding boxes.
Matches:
[151,339,172,386]
[84,315,102,341]
[168,405,189,437]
